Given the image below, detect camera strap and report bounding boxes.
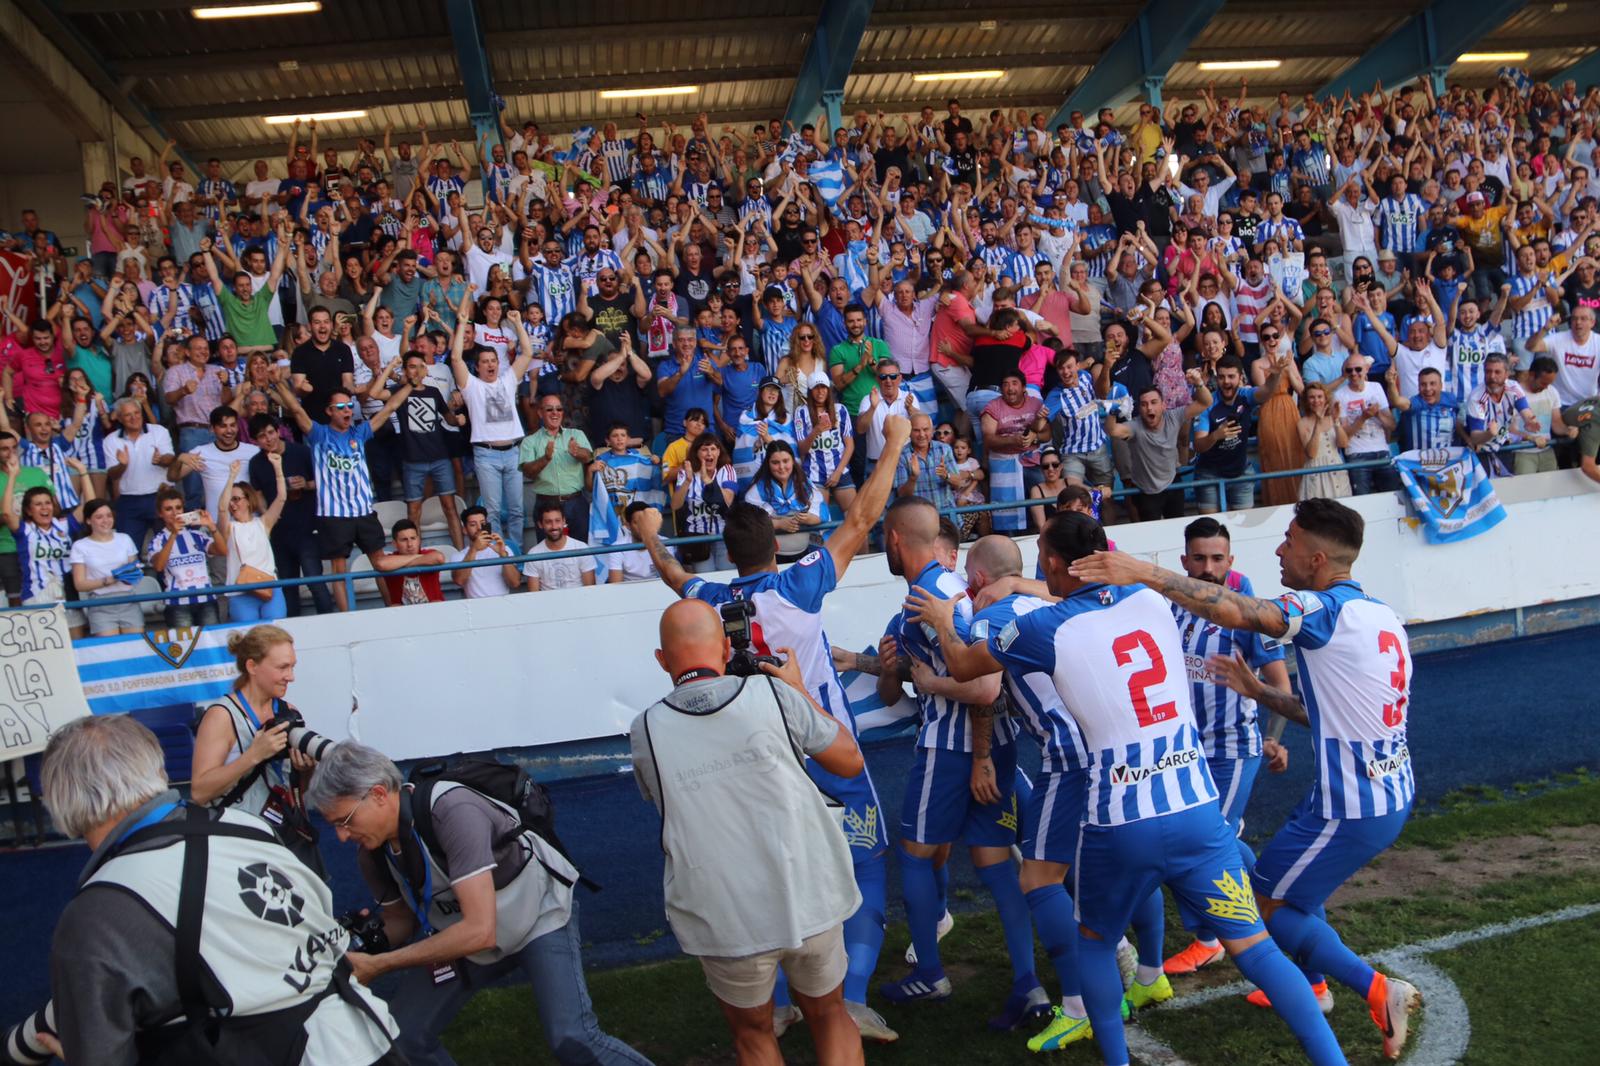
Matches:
[672,667,721,685]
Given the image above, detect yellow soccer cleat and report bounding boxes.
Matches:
[1026,1007,1093,1053]
[1125,973,1175,1011]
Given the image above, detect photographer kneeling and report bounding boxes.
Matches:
[631,599,867,1066]
[36,714,402,1065]
[305,743,653,1066]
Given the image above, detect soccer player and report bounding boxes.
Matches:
[1072,498,1420,1060]
[1161,519,1294,980]
[876,497,1050,1032]
[626,414,913,1043]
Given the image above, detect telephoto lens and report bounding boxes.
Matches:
[273,706,336,761]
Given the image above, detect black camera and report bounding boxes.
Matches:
[272,706,336,762]
[1,1002,55,1065]
[336,906,391,955]
[720,600,782,678]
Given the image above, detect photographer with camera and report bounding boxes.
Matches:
[304,742,652,1066]
[627,413,911,1043]
[17,714,402,1066]
[633,599,867,1066]
[192,624,333,873]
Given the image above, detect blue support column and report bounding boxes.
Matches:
[784,0,875,133]
[1559,49,1600,93]
[444,0,501,149]
[1048,0,1224,128]
[1318,0,1528,100]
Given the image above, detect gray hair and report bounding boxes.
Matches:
[112,396,142,419]
[304,740,402,813]
[42,715,168,838]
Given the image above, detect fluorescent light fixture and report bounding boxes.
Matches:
[193,2,321,18]
[263,110,368,124]
[912,70,1005,82]
[1196,59,1282,71]
[598,86,699,99]
[1458,51,1530,62]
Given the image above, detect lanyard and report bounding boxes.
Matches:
[393,828,435,936]
[115,801,180,847]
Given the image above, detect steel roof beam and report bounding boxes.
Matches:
[1318,0,1529,99]
[785,0,876,134]
[1049,0,1227,127]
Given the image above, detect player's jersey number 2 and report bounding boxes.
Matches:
[1112,629,1178,728]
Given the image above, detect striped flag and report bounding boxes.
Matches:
[588,470,623,583]
[1394,447,1507,544]
[836,646,920,742]
[74,624,251,715]
[809,158,846,207]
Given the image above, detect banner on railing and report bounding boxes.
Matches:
[74,622,251,716]
[1,606,92,759]
[1394,448,1507,544]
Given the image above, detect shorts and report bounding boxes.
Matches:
[402,458,457,502]
[1062,448,1115,486]
[1512,448,1556,475]
[900,741,1019,847]
[1209,754,1262,831]
[317,514,387,560]
[808,747,888,862]
[1074,801,1265,942]
[1021,768,1088,865]
[1252,796,1410,911]
[84,598,145,635]
[698,922,848,1010]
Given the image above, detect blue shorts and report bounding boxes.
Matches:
[900,742,1019,848]
[1074,802,1265,942]
[809,756,888,864]
[402,458,457,502]
[1209,754,1262,831]
[1253,795,1410,910]
[1021,768,1087,865]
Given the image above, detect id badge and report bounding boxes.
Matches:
[260,804,284,826]
[431,962,459,985]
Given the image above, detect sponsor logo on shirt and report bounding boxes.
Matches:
[1108,745,1200,785]
[1564,350,1597,370]
[1365,745,1411,779]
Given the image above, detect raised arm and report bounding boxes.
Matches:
[1071,551,1290,636]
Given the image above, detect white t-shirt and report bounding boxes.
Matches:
[1333,380,1392,453]
[105,424,175,496]
[1544,329,1600,405]
[1516,384,1561,448]
[1394,342,1447,398]
[461,373,522,443]
[449,543,514,598]
[855,390,919,461]
[464,243,515,293]
[473,323,516,371]
[190,441,261,517]
[244,178,281,203]
[69,533,140,596]
[522,537,596,590]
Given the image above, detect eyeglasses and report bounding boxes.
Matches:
[330,402,355,410]
[935,429,954,437]
[543,404,565,412]
[878,373,900,381]
[1312,329,1332,337]
[1260,332,1279,341]
[334,789,374,830]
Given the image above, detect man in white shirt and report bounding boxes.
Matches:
[522,502,596,591]
[1529,304,1600,405]
[105,397,177,551]
[854,358,919,469]
[463,221,515,293]
[169,407,260,518]
[450,506,521,597]
[1332,357,1397,495]
[1329,174,1378,281]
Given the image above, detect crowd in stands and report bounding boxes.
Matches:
[5,70,1600,628]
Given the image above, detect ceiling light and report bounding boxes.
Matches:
[1457,51,1530,62]
[193,2,321,18]
[598,86,699,99]
[263,110,368,124]
[912,70,1005,82]
[1197,59,1282,71]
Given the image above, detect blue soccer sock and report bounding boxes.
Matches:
[842,856,888,1003]
[1131,887,1166,972]
[1267,904,1375,997]
[900,848,945,977]
[1025,884,1080,999]
[1077,929,1129,1066]
[1232,939,1346,1066]
[977,859,1038,985]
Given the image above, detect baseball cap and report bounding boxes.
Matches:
[758,375,782,391]
[1465,191,1486,205]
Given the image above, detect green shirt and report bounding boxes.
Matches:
[828,337,890,411]
[218,285,276,348]
[519,427,591,496]
[69,344,114,400]
[1,466,51,555]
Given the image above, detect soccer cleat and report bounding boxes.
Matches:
[1164,939,1227,975]
[904,910,955,965]
[772,1004,802,1038]
[1125,973,1175,1011]
[878,972,953,1004]
[1368,973,1421,1060]
[1116,937,1139,990]
[1026,1007,1093,1052]
[988,981,1052,1031]
[845,999,899,1043]
[1245,980,1335,1015]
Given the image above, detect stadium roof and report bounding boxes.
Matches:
[13,0,1600,165]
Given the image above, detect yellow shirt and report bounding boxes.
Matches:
[661,435,694,481]
[1452,204,1511,263]
[1133,122,1163,165]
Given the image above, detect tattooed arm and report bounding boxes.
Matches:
[1208,650,1310,727]
[832,645,915,682]
[1067,551,1291,637]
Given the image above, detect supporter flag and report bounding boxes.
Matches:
[1394,447,1507,544]
[840,239,871,293]
[588,470,622,582]
[810,158,846,207]
[74,623,252,715]
[558,126,596,163]
[0,250,40,326]
[1498,67,1534,94]
[836,646,919,742]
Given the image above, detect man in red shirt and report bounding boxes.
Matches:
[372,518,446,606]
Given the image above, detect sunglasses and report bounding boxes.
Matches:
[544,404,565,411]
[1312,329,1332,337]
[1344,367,1366,375]
[330,402,355,410]
[1260,333,1279,341]
[1041,461,1062,470]
[878,373,900,381]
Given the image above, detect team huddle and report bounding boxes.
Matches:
[632,413,1418,1065]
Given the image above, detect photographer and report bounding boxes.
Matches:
[192,624,331,872]
[30,714,401,1065]
[632,599,866,1066]
[305,743,652,1066]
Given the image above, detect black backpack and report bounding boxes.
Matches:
[406,756,598,892]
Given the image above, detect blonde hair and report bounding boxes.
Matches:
[1300,380,1332,417]
[228,624,294,689]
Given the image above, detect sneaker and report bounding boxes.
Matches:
[1368,973,1420,1060]
[845,999,899,1043]
[1244,980,1334,1015]
[1125,973,1174,1011]
[1026,1007,1093,1052]
[1163,939,1226,975]
[1115,937,1138,990]
[878,972,953,1004]
[904,910,955,965]
[772,1004,802,1038]
[988,981,1052,1031]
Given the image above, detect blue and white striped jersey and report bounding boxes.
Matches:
[731,411,796,486]
[755,316,796,376]
[527,261,579,323]
[632,168,670,203]
[1272,582,1415,820]
[985,582,1215,827]
[147,526,216,605]
[1291,146,1329,187]
[196,178,237,222]
[16,516,77,602]
[1255,217,1304,250]
[594,449,665,510]
[1447,324,1507,404]
[895,560,1020,754]
[1043,370,1108,455]
[738,194,773,226]
[969,594,1088,774]
[600,138,635,184]
[18,437,79,510]
[1398,396,1459,451]
[1376,193,1428,253]
[1172,590,1284,760]
[792,402,851,487]
[482,162,513,204]
[1506,269,1556,340]
[573,247,622,294]
[307,421,376,518]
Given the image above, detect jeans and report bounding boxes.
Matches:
[474,446,525,552]
[385,902,653,1066]
[177,426,212,511]
[1345,450,1399,495]
[273,531,334,616]
[113,493,158,555]
[228,588,286,622]
[1194,476,1257,513]
[162,599,220,629]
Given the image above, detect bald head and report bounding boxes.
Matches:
[655,600,728,680]
[965,535,1022,591]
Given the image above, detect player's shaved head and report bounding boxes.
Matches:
[655,600,728,681]
[966,535,1022,589]
[884,496,941,577]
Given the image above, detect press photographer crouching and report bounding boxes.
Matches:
[32,714,402,1065]
[305,742,653,1066]
[632,599,867,1066]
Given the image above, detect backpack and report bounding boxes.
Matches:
[406,756,598,892]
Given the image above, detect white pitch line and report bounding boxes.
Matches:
[1125,1028,1196,1066]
